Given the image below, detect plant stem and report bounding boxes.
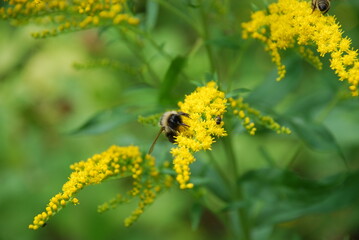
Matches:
[118,27,160,85]
[222,135,251,240]
[206,151,232,189]
[151,0,201,34]
[226,39,253,93]
[314,92,350,171]
[187,38,204,59]
[315,91,341,123]
[129,27,172,60]
[198,0,221,86]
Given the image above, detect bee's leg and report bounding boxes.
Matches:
[166,131,176,143]
[148,128,164,154]
[177,112,190,118]
[311,0,317,13]
[180,123,189,127]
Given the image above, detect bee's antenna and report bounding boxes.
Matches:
[148,128,164,155]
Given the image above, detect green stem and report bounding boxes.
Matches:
[187,38,204,59]
[206,151,232,189]
[118,27,160,85]
[151,0,201,34]
[315,91,341,123]
[226,39,253,93]
[314,91,350,171]
[287,143,303,170]
[199,0,220,86]
[222,136,238,186]
[222,135,251,240]
[129,27,172,60]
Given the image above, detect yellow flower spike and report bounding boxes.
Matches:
[242,0,359,96]
[30,143,175,229]
[1,0,140,37]
[229,98,291,135]
[170,81,227,189]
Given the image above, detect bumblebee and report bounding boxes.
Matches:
[148,111,189,154]
[312,0,331,14]
[215,115,222,125]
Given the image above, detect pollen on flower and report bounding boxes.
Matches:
[170,81,227,189]
[242,0,359,96]
[229,97,291,135]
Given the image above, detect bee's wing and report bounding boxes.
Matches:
[148,127,164,155]
[311,0,317,11]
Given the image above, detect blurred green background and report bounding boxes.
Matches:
[1,0,359,239]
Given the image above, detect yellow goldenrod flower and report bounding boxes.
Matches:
[29,145,173,230]
[1,0,139,38]
[242,0,359,96]
[170,81,227,189]
[229,97,291,135]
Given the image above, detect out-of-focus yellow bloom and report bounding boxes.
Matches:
[242,0,359,96]
[1,0,139,38]
[229,98,291,135]
[171,81,227,189]
[29,145,173,230]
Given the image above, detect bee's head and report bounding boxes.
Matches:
[318,1,330,13]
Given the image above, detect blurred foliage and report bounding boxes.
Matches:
[1,0,359,240]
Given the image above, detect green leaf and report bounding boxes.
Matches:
[284,90,331,119]
[207,36,241,49]
[158,56,187,105]
[226,88,251,98]
[204,168,232,203]
[258,146,277,167]
[190,176,211,185]
[288,118,340,152]
[287,118,348,166]
[246,58,301,109]
[190,203,203,230]
[238,168,358,227]
[221,201,247,212]
[145,1,159,31]
[204,72,218,83]
[190,80,204,87]
[185,0,200,8]
[69,106,134,135]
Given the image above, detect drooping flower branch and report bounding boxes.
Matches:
[0,0,140,38]
[242,0,359,96]
[29,145,173,230]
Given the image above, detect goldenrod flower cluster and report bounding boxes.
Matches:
[171,81,227,189]
[0,0,139,38]
[242,0,359,96]
[29,145,173,230]
[229,97,291,135]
